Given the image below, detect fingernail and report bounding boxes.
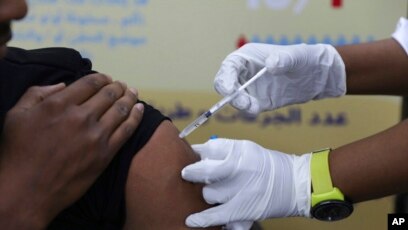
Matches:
[99,73,113,82]
[53,82,66,88]
[135,103,144,112]
[129,87,138,97]
[119,81,127,89]
[44,82,66,90]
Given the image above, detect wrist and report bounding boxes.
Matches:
[0,192,48,230]
[0,208,47,230]
[309,149,353,221]
[0,170,49,230]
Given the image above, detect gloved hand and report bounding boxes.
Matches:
[181,138,311,229]
[214,43,346,114]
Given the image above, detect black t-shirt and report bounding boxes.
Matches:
[0,47,169,229]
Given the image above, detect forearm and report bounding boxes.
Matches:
[329,119,408,203]
[336,38,408,95]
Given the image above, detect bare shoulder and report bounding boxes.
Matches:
[124,120,220,230]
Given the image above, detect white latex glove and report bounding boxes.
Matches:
[181,138,311,229]
[214,43,346,114]
[392,17,408,55]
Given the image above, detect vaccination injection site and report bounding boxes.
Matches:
[2,0,408,230]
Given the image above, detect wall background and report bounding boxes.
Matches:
[10,0,407,229]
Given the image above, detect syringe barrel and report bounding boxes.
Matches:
[178,112,210,138]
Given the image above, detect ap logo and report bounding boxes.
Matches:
[388,214,408,229]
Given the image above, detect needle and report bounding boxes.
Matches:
[178,67,267,138]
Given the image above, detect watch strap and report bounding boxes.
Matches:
[311,149,344,207]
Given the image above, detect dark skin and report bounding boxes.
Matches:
[124,121,221,229]
[0,75,144,229]
[341,39,408,95]
[330,38,408,203]
[0,1,144,229]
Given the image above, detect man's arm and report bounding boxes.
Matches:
[124,120,221,230]
[0,74,143,229]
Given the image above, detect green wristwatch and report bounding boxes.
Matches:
[310,148,353,221]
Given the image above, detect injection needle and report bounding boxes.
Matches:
[178,67,267,138]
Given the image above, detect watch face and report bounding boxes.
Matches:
[311,200,353,221]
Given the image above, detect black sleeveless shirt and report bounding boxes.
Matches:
[0,47,169,230]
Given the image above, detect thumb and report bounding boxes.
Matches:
[185,204,232,228]
[15,83,66,109]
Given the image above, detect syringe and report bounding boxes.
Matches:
[178,67,267,138]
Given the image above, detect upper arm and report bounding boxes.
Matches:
[124,120,220,230]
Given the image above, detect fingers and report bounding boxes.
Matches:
[202,179,240,204]
[240,94,262,114]
[225,221,254,230]
[14,83,66,110]
[192,139,231,160]
[215,55,261,114]
[106,101,144,156]
[80,81,127,120]
[185,203,237,228]
[230,94,250,111]
[181,158,231,184]
[182,139,239,184]
[185,206,226,228]
[186,200,254,228]
[99,88,140,137]
[53,73,113,105]
[214,56,247,97]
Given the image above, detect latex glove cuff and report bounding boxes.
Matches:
[294,153,312,217]
[392,17,408,55]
